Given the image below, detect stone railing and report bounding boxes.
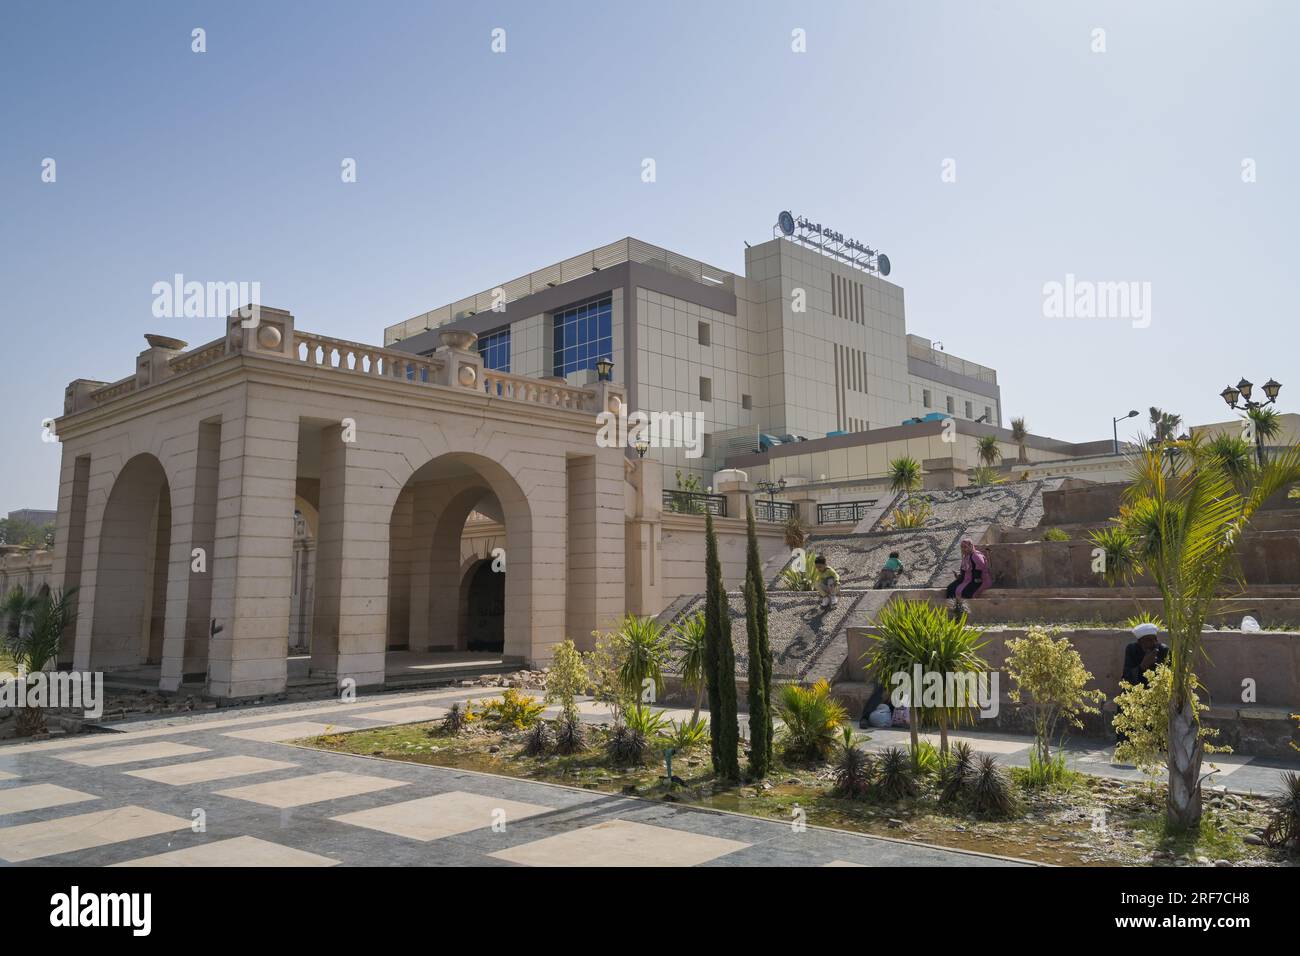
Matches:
[89,376,137,405]
[167,337,228,374]
[482,368,592,411]
[0,549,55,596]
[65,311,606,418]
[292,331,444,383]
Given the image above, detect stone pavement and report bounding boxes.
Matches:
[0,687,1022,868]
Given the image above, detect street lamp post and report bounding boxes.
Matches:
[1112,409,1139,455]
[1220,377,1283,466]
[756,478,786,519]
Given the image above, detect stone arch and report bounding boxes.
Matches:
[386,451,532,659]
[459,557,504,652]
[89,453,172,669]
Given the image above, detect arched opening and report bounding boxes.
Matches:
[382,452,531,674]
[461,558,504,652]
[90,454,172,671]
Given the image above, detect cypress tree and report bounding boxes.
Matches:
[704,510,740,780]
[744,500,773,777]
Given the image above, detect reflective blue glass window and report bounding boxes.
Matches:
[552,296,613,377]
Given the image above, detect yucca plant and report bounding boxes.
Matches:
[832,727,874,799]
[615,614,672,705]
[886,500,932,529]
[863,598,989,756]
[554,712,587,754]
[975,435,1001,467]
[665,714,709,752]
[775,679,847,761]
[1087,524,1140,587]
[876,745,919,800]
[623,702,670,739]
[779,548,818,591]
[1204,433,1255,487]
[938,740,977,805]
[970,754,1016,818]
[521,719,553,757]
[1010,417,1029,464]
[671,610,707,721]
[783,513,808,550]
[887,456,922,503]
[606,723,649,766]
[969,466,1004,487]
[1117,432,1300,831]
[1262,770,1300,852]
[6,587,77,736]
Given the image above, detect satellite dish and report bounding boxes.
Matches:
[876,253,891,277]
[778,210,795,236]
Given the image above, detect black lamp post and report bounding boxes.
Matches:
[1112,409,1139,455]
[633,438,649,459]
[1220,377,1283,466]
[756,477,786,518]
[595,357,614,382]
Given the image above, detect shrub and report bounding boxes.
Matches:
[606,724,649,766]
[545,639,588,724]
[876,746,919,801]
[1042,528,1070,542]
[776,679,847,761]
[1112,664,1228,775]
[438,702,469,736]
[1005,626,1106,766]
[664,714,709,752]
[783,514,808,550]
[832,728,874,799]
[779,549,818,591]
[1021,749,1073,789]
[615,614,673,705]
[1087,524,1140,586]
[970,755,1016,818]
[521,720,553,757]
[623,703,670,739]
[884,500,931,530]
[1262,770,1300,852]
[911,739,942,775]
[970,466,1004,488]
[671,611,708,721]
[554,713,587,755]
[938,741,976,805]
[476,688,545,730]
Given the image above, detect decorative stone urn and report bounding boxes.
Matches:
[439,329,478,351]
[144,334,188,350]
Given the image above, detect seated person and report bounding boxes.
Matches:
[874,551,904,589]
[944,539,990,609]
[812,555,840,609]
[1122,622,1169,686]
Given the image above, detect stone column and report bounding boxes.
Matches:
[206,399,298,699]
[309,423,389,689]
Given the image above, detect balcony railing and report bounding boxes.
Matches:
[663,490,727,517]
[754,499,796,523]
[817,500,878,525]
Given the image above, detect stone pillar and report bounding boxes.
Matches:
[923,456,969,490]
[624,456,663,617]
[159,421,221,692]
[50,449,91,666]
[406,481,439,651]
[206,400,298,699]
[309,423,389,689]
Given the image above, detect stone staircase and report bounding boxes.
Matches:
[659,479,1064,686]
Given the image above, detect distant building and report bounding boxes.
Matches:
[7,509,57,526]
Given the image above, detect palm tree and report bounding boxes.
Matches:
[615,614,672,706]
[862,598,989,757]
[1148,407,1183,444]
[1246,407,1282,465]
[671,611,707,722]
[5,587,77,736]
[1009,418,1029,464]
[1204,433,1255,488]
[2,586,38,651]
[887,456,922,506]
[975,434,1002,468]
[1117,434,1300,831]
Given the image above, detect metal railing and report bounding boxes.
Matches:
[755,499,796,523]
[663,490,727,517]
[817,500,878,525]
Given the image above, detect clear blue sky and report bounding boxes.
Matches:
[3,1,1297,511]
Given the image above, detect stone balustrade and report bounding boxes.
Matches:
[63,308,605,418]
